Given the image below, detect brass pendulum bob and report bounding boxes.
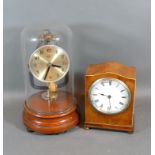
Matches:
[48,82,58,101]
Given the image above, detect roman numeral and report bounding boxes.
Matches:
[107,106,111,110]
[35,56,39,60]
[122,96,127,99]
[119,102,124,105]
[101,81,104,86]
[109,81,112,85]
[120,89,125,92]
[100,104,103,108]
[94,99,99,103]
[39,50,43,54]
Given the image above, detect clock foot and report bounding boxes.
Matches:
[84,127,90,130]
[128,130,134,134]
[26,128,34,132]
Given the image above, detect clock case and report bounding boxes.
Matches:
[84,61,136,133]
[21,25,79,134]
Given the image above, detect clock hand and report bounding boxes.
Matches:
[51,64,62,68]
[44,66,51,80]
[107,98,111,110]
[107,95,112,110]
[44,63,62,80]
[100,93,106,96]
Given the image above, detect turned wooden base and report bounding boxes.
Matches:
[23,91,79,134]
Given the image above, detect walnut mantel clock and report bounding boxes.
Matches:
[84,61,136,133]
[21,25,79,134]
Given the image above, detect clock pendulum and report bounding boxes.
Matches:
[22,28,79,134]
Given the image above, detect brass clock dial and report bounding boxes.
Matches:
[29,45,70,83]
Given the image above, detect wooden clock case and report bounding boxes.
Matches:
[84,61,136,133]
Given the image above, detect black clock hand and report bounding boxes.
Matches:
[51,64,62,68]
[107,95,112,110]
[44,66,51,80]
[100,93,106,96]
[108,98,111,110]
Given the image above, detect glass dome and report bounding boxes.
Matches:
[21,24,75,115]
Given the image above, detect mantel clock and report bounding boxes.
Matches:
[84,61,136,133]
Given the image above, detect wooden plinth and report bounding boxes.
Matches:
[23,91,79,134]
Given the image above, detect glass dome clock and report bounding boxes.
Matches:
[21,25,79,134]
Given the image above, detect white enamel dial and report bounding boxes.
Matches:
[89,78,131,115]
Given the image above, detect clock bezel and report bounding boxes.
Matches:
[89,77,131,115]
[29,44,70,83]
